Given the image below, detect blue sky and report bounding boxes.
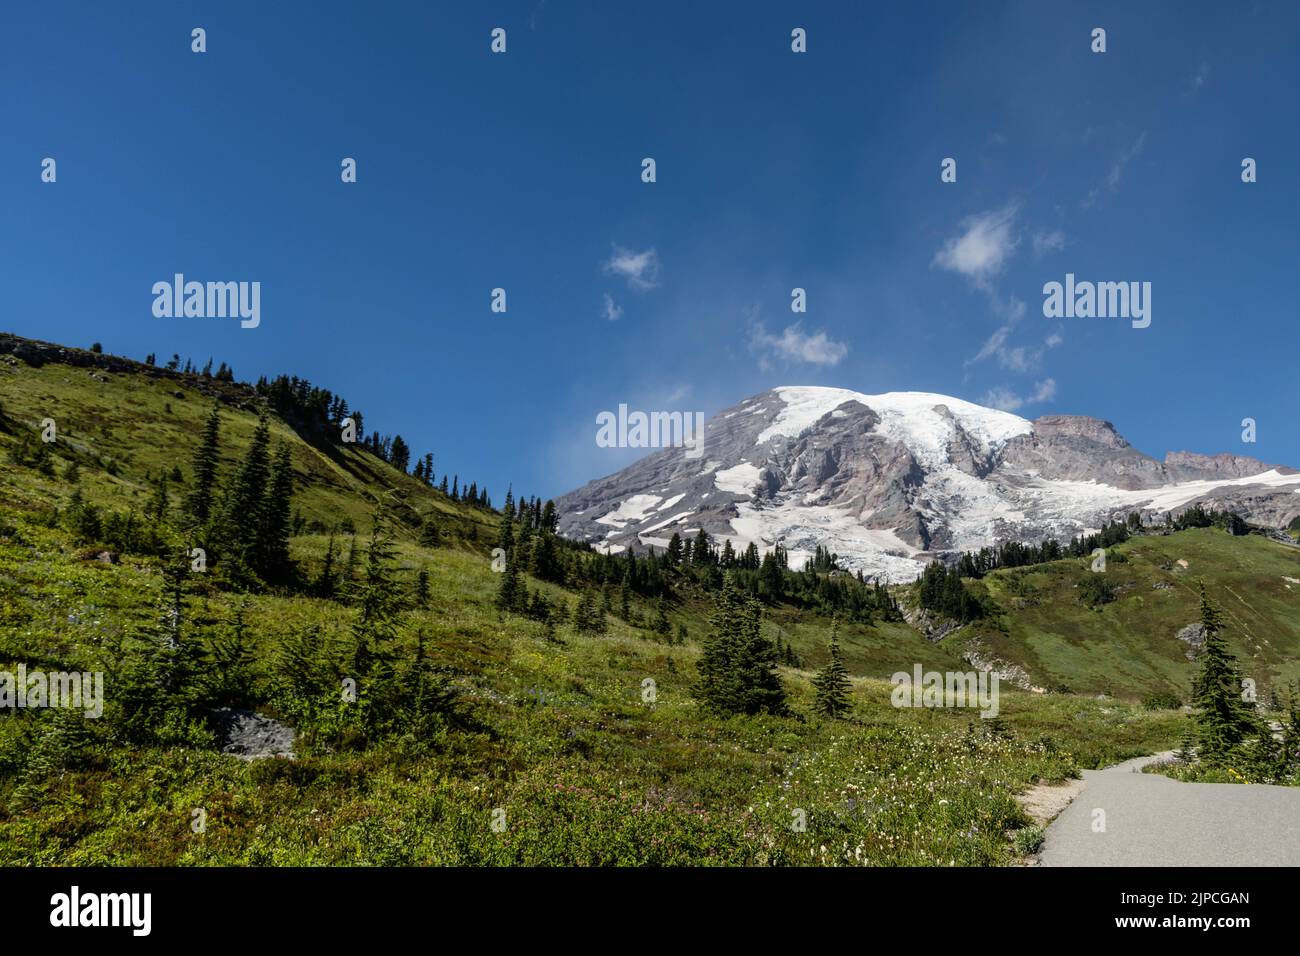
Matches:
[4,1,1297,500]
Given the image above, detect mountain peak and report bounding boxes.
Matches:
[556,385,1300,580]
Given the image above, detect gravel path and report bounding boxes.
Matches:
[1038,752,1300,866]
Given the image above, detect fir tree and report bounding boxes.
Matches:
[185,399,222,525]
[419,513,440,547]
[349,515,405,683]
[692,528,712,566]
[258,442,294,580]
[1190,584,1260,765]
[145,472,169,523]
[813,619,852,718]
[316,533,338,598]
[341,534,358,601]
[214,414,271,573]
[652,597,671,638]
[496,550,523,613]
[619,575,632,620]
[210,600,257,707]
[696,577,786,716]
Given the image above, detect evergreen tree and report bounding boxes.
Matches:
[619,574,632,620]
[210,600,257,707]
[496,550,523,613]
[666,532,684,566]
[389,434,411,472]
[185,399,222,525]
[414,566,429,607]
[419,513,440,548]
[1190,584,1259,764]
[258,442,294,580]
[651,597,671,638]
[813,619,852,718]
[349,515,405,684]
[145,472,169,523]
[692,528,712,566]
[341,534,359,601]
[316,532,338,598]
[215,415,271,573]
[498,501,515,554]
[696,577,786,716]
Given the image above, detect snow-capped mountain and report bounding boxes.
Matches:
[555,386,1300,581]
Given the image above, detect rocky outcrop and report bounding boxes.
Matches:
[1175,622,1207,660]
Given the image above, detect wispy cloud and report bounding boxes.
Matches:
[965,295,1032,370]
[749,321,848,369]
[1032,229,1065,258]
[980,378,1056,412]
[932,204,1020,287]
[1084,132,1147,208]
[1190,61,1209,91]
[529,0,547,30]
[601,293,623,321]
[968,320,1062,373]
[602,245,661,291]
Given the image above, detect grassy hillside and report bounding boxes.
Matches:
[1,337,1292,864]
[948,529,1300,701]
[0,341,497,547]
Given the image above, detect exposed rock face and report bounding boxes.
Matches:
[1164,451,1291,482]
[1001,415,1170,489]
[556,386,1300,581]
[1175,623,1208,660]
[213,708,296,760]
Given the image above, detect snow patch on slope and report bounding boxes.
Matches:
[715,461,763,495]
[728,498,928,582]
[596,494,663,528]
[759,386,1032,468]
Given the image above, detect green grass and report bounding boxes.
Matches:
[0,495,1185,865]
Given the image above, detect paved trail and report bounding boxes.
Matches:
[1039,753,1300,866]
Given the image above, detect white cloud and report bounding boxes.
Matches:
[601,293,623,321]
[1190,61,1209,90]
[749,321,848,368]
[932,204,1020,285]
[602,245,660,291]
[980,378,1056,412]
[1045,329,1064,349]
[1032,229,1065,258]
